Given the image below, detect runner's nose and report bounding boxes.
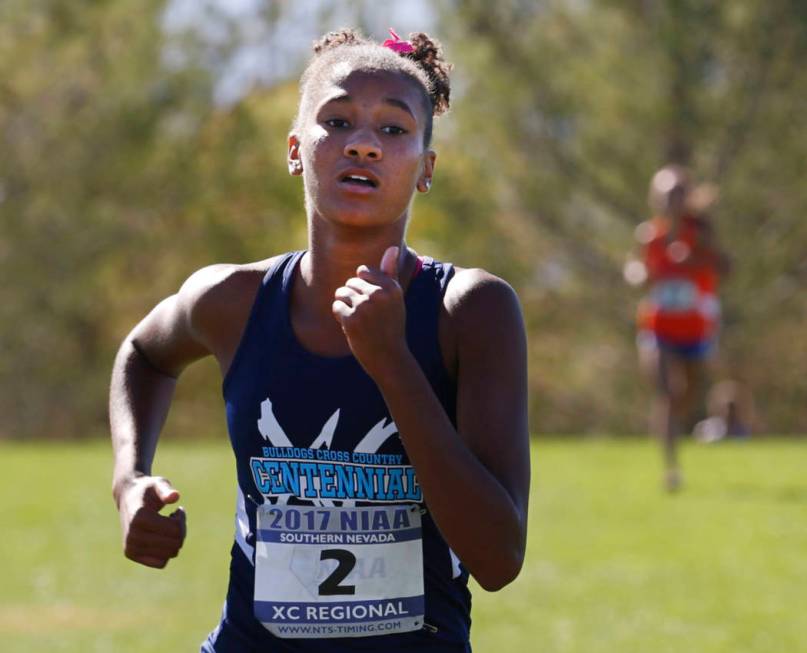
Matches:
[344,131,382,161]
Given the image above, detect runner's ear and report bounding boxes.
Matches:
[288,133,303,176]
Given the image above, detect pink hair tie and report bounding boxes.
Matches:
[382,28,415,54]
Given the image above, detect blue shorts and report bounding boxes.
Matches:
[637,331,715,360]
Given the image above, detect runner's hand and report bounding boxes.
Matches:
[332,246,408,380]
[116,476,186,569]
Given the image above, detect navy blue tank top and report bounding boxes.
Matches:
[203,251,472,652]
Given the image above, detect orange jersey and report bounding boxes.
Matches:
[636,215,721,343]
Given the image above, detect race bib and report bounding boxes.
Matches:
[652,279,698,312]
[254,504,425,639]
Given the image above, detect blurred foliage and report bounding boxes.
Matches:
[443,0,807,433]
[1,0,805,438]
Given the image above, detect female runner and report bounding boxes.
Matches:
[626,164,728,491]
[110,29,530,652]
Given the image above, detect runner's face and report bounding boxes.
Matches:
[652,169,689,219]
[664,185,687,219]
[289,69,435,229]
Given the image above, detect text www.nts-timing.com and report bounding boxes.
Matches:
[276,621,403,636]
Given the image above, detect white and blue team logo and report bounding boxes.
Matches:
[249,396,423,506]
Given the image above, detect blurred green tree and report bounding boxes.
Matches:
[437,0,807,432]
[0,1,301,438]
[1,0,806,438]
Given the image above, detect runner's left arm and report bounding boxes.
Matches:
[334,253,529,591]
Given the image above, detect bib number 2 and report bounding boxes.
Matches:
[254,504,425,639]
[318,549,356,596]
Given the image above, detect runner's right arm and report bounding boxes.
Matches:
[109,265,237,568]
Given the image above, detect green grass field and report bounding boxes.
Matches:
[0,438,805,652]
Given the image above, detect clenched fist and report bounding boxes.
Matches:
[116,476,186,569]
[332,246,409,380]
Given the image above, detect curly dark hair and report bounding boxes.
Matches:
[294,28,452,146]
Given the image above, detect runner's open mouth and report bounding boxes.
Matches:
[340,174,378,188]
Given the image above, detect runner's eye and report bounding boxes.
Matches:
[381,125,406,135]
[325,118,350,129]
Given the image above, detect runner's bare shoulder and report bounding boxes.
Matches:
[440,266,524,374]
[179,256,284,358]
[634,219,659,245]
[443,266,522,323]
